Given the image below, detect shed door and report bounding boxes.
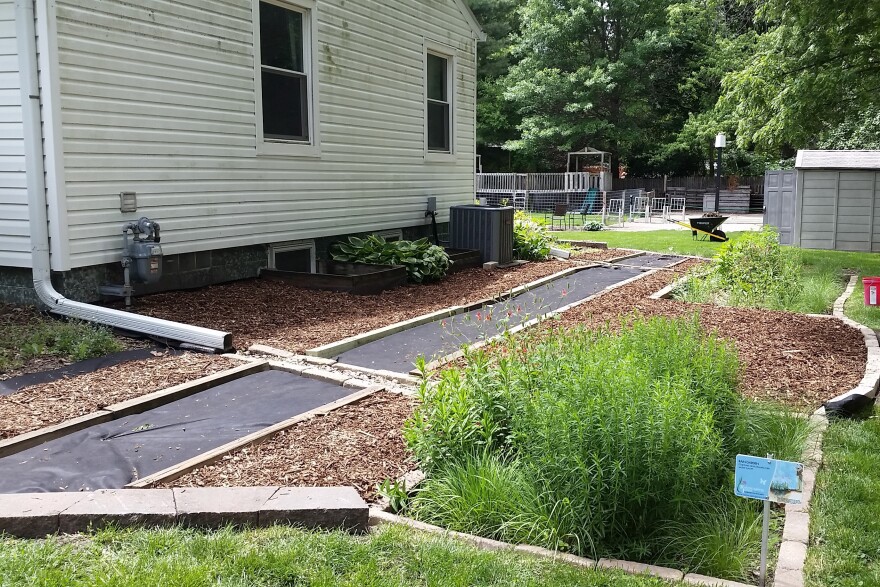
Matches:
[764,170,796,245]
[835,171,873,252]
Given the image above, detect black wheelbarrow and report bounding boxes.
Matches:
[667,216,729,242]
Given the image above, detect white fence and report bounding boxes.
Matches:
[475,172,599,194]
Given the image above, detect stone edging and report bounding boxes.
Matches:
[0,486,368,538]
[368,509,752,587]
[773,275,880,587]
[826,275,880,405]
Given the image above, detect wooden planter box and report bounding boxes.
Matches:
[261,260,407,295]
[445,248,482,273]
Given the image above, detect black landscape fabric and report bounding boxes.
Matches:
[0,370,353,493]
[0,347,176,396]
[336,258,682,373]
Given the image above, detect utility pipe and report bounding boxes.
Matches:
[14,0,231,351]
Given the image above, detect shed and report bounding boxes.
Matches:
[0,0,485,304]
[794,150,880,251]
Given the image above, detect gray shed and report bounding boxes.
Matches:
[794,150,880,251]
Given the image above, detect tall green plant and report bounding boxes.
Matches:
[330,235,451,283]
[513,211,552,260]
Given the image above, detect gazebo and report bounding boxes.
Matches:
[567,148,612,192]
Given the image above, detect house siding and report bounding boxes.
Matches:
[0,0,30,268]
[53,0,478,268]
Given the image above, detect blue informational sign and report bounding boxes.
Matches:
[735,454,804,504]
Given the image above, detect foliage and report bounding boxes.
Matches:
[513,211,553,260]
[721,0,880,154]
[584,221,603,232]
[0,313,122,373]
[805,405,880,586]
[330,235,451,283]
[0,524,676,587]
[405,317,808,578]
[376,479,409,514]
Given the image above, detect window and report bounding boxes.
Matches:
[257,0,314,145]
[426,51,452,153]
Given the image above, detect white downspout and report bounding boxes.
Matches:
[14,0,231,352]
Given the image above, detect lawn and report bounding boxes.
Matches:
[805,407,880,586]
[558,229,744,258]
[0,524,671,587]
[554,229,880,323]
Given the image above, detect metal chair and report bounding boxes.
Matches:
[629,196,649,222]
[650,197,666,219]
[568,188,600,228]
[548,202,569,230]
[668,197,686,220]
[603,198,624,226]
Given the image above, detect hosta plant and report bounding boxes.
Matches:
[331,235,451,283]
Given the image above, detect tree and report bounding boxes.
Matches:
[722,0,880,154]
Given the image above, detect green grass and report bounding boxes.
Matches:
[0,308,123,374]
[557,229,746,257]
[0,524,672,587]
[806,407,880,586]
[565,229,880,320]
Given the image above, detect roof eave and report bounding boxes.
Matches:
[453,0,487,41]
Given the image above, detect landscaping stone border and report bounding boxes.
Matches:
[305,252,645,359]
[772,275,880,587]
[0,486,368,538]
[368,509,753,587]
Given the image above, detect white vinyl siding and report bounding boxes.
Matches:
[53,0,478,268]
[0,0,29,268]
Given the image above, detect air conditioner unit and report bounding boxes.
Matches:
[449,204,514,265]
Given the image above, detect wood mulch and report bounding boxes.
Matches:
[130,249,629,352]
[166,391,416,502]
[532,261,867,408]
[0,352,237,439]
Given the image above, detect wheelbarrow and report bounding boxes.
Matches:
[667,216,729,242]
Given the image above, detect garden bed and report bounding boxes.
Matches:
[0,352,237,439]
[165,391,415,502]
[130,250,629,352]
[260,260,408,295]
[0,303,149,380]
[545,264,866,407]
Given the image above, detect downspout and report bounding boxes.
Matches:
[14,0,231,352]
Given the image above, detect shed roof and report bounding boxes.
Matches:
[795,150,880,169]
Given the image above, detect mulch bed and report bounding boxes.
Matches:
[129,250,629,352]
[0,352,237,439]
[0,303,149,380]
[166,391,416,502]
[534,261,867,408]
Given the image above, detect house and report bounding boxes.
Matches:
[0,0,485,304]
[785,150,880,251]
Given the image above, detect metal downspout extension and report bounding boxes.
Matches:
[14,0,231,352]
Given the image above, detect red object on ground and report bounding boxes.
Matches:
[864,277,880,306]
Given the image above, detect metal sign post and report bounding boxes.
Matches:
[734,453,805,587]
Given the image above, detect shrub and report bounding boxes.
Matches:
[713,227,800,308]
[330,235,451,283]
[513,212,552,260]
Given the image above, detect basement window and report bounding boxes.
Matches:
[269,240,316,272]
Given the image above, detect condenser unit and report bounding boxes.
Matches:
[449,204,514,265]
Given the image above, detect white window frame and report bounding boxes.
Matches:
[424,40,456,163]
[253,0,321,158]
[269,239,317,272]
[373,229,403,242]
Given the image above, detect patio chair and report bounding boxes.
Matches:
[668,197,686,220]
[603,198,624,226]
[629,196,649,222]
[651,197,666,220]
[547,202,569,230]
[568,188,600,227]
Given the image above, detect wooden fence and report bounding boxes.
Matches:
[615,176,765,212]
